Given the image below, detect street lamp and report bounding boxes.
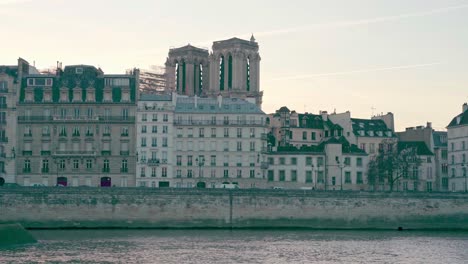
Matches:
[336,158,346,191]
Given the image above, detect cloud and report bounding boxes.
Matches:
[266,62,442,82]
[255,3,468,37]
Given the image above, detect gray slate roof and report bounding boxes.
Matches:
[175,97,264,114]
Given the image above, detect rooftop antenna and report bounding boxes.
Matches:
[371,106,376,117]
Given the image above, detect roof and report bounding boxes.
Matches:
[351,118,393,137]
[432,131,448,148]
[447,108,468,128]
[175,96,264,114]
[319,136,366,154]
[398,141,434,156]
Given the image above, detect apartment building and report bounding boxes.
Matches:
[447,103,468,192]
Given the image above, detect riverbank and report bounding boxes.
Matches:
[1,187,467,230]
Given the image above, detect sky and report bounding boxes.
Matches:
[1,0,467,131]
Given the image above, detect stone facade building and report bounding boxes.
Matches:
[16,64,138,187]
[136,93,175,187]
[447,103,468,192]
[0,58,34,185]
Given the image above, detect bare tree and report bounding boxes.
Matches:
[367,139,421,191]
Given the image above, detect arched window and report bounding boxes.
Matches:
[199,63,203,95]
[175,62,180,92]
[228,55,233,89]
[181,61,186,93]
[246,57,251,91]
[219,56,225,91]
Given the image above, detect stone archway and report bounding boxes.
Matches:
[100,177,111,187]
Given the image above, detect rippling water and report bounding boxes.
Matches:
[1,229,467,264]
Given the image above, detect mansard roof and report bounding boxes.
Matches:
[398,141,434,156]
[175,96,264,114]
[351,118,394,137]
[140,93,172,101]
[447,109,468,128]
[212,37,259,50]
[432,131,448,148]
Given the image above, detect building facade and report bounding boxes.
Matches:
[136,93,175,187]
[16,65,138,187]
[447,103,468,192]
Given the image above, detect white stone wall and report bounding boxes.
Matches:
[448,124,468,192]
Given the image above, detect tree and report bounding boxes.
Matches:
[367,139,421,191]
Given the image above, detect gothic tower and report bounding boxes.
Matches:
[207,35,262,106]
[165,45,209,96]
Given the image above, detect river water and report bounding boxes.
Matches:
[1,230,467,264]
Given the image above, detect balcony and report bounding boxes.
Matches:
[102,167,110,173]
[72,132,80,137]
[59,133,67,137]
[22,150,32,156]
[41,168,49,173]
[53,150,96,157]
[23,168,31,173]
[0,88,8,93]
[85,133,94,137]
[174,120,266,126]
[120,151,130,156]
[41,150,51,156]
[99,116,135,122]
[0,137,7,143]
[101,150,111,156]
[0,104,7,109]
[121,133,129,137]
[147,159,160,166]
[42,133,50,137]
[18,116,53,123]
[121,168,128,173]
[53,116,100,121]
[23,133,32,138]
[102,133,111,137]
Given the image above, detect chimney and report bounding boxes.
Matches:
[427,122,432,129]
[217,94,222,108]
[463,103,468,113]
[321,111,328,121]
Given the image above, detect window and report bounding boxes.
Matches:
[317,157,324,167]
[360,143,366,151]
[176,170,181,178]
[317,171,324,183]
[41,159,49,173]
[103,159,110,172]
[345,171,351,184]
[237,169,242,178]
[302,131,307,140]
[162,138,168,147]
[237,128,242,138]
[59,159,66,170]
[176,156,182,166]
[151,137,157,147]
[121,126,129,136]
[211,128,216,138]
[344,157,351,166]
[356,172,363,184]
[268,157,274,165]
[210,155,216,166]
[141,125,147,133]
[279,170,285,181]
[250,142,256,152]
[187,155,193,166]
[268,170,274,181]
[140,167,146,177]
[121,160,128,172]
[187,169,193,178]
[356,158,363,167]
[163,114,168,122]
[73,159,79,169]
[188,128,194,138]
[199,128,204,137]
[224,128,229,137]
[306,171,312,183]
[151,167,156,177]
[122,108,129,120]
[279,157,285,165]
[162,167,167,177]
[163,126,168,134]
[369,143,375,154]
[237,142,242,151]
[250,128,255,138]
[152,126,158,133]
[152,114,158,121]
[305,157,312,166]
[291,157,297,165]
[86,159,92,169]
[311,132,316,140]
[224,170,229,178]
[250,170,255,178]
[291,170,297,182]
[141,137,147,147]
[142,114,147,121]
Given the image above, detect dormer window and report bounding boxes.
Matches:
[76,68,83,74]
[60,87,68,102]
[103,87,112,102]
[369,131,374,136]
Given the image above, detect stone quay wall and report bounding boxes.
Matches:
[0,188,467,230]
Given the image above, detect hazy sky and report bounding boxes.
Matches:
[1,0,467,131]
